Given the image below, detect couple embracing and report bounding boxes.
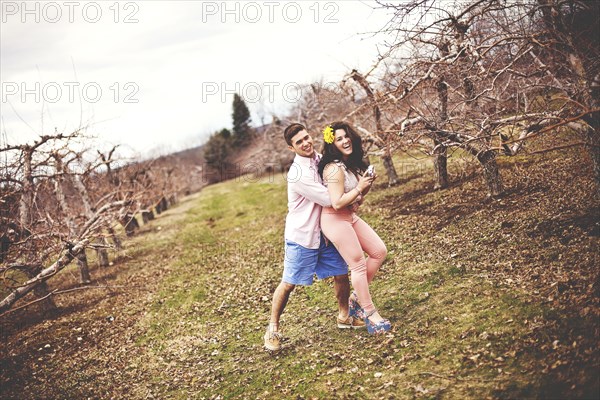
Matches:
[264,122,391,351]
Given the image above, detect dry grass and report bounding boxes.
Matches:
[1,146,598,399]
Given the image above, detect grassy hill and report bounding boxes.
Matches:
[0,148,598,399]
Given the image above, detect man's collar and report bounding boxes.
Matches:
[294,152,321,165]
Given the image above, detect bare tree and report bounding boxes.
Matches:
[0,199,127,313]
[1,133,82,310]
[534,0,600,187]
[1,122,208,315]
[283,79,403,185]
[52,152,91,284]
[70,163,110,267]
[347,69,401,186]
[0,131,135,313]
[364,0,598,196]
[96,146,124,250]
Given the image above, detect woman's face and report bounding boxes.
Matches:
[333,128,352,159]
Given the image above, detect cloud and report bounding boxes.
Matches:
[1,1,391,155]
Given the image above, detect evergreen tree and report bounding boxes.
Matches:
[203,132,229,170]
[219,128,231,140]
[232,93,252,146]
[202,128,236,183]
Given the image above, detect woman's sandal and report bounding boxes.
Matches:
[364,309,391,335]
[349,291,365,320]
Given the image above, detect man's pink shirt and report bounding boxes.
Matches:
[284,152,331,249]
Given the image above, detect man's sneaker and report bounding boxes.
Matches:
[264,327,282,351]
[337,315,366,329]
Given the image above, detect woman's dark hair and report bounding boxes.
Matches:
[318,121,368,178]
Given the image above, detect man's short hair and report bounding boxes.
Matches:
[284,123,306,146]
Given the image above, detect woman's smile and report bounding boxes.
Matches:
[334,129,353,157]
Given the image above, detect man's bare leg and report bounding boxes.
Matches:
[333,274,350,320]
[269,281,295,330]
[265,281,296,350]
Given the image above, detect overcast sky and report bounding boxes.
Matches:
[1,1,392,156]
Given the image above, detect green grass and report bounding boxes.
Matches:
[3,151,597,399]
[117,164,592,399]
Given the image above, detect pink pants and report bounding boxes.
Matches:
[321,208,387,314]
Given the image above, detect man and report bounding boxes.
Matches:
[264,123,364,351]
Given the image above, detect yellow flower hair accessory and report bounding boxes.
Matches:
[323,125,334,144]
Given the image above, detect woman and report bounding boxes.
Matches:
[318,121,391,335]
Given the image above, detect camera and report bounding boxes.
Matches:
[366,165,375,177]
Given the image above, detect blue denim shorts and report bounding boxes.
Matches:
[282,236,348,285]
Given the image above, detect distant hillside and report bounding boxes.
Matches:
[169,144,205,166]
[150,143,207,194]
[158,121,325,190]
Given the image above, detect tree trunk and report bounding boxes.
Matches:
[350,69,401,186]
[434,76,450,190]
[107,226,123,251]
[0,236,9,263]
[15,148,57,311]
[160,196,169,212]
[141,208,155,224]
[72,173,110,267]
[478,150,503,197]
[54,155,92,283]
[585,126,600,193]
[27,265,57,312]
[76,251,91,284]
[142,210,151,224]
[382,152,400,186]
[433,139,449,190]
[32,282,57,312]
[97,246,110,267]
[434,129,504,197]
[121,213,140,236]
[18,147,34,233]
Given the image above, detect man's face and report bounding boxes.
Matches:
[288,129,315,158]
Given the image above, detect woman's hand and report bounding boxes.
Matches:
[358,170,377,197]
[357,171,374,193]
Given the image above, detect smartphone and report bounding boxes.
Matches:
[366,165,375,177]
